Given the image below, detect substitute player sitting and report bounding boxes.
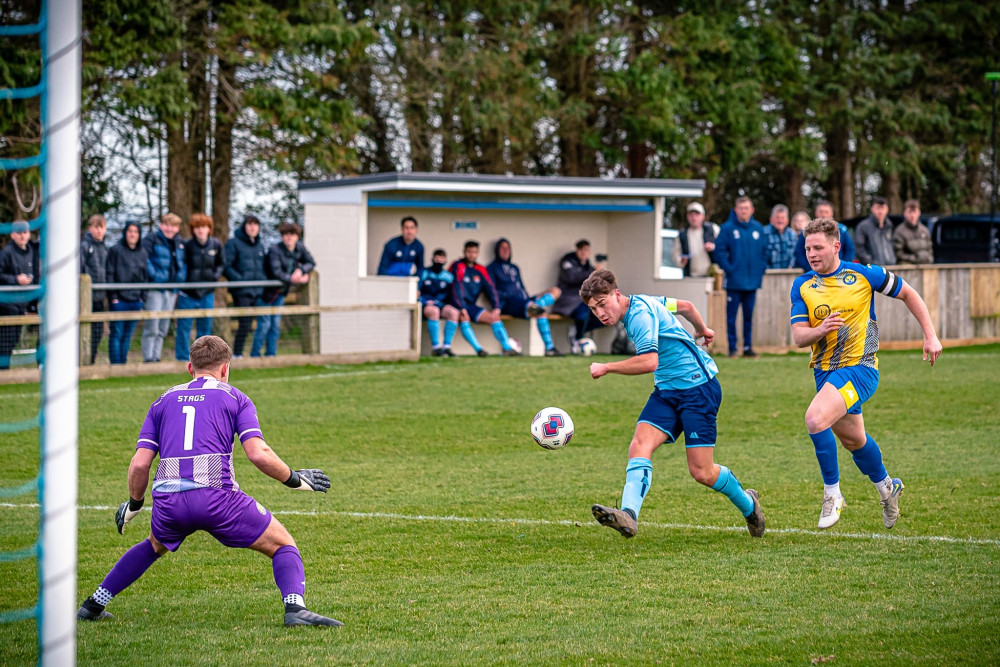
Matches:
[582,269,764,539]
[419,248,461,356]
[77,335,342,627]
[791,218,941,530]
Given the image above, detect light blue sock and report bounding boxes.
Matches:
[443,320,458,346]
[459,321,482,351]
[491,321,512,350]
[533,293,555,309]
[711,465,754,517]
[809,429,840,485]
[620,457,653,519]
[536,317,555,350]
[426,319,441,347]
[851,434,889,483]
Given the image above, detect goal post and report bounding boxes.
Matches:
[39,0,81,664]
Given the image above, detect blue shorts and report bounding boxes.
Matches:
[500,295,530,319]
[151,487,272,552]
[420,297,446,309]
[464,304,487,322]
[637,376,722,448]
[814,365,879,415]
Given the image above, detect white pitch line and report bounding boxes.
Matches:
[3,503,998,547]
[0,367,407,399]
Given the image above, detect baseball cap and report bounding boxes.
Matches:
[687,202,705,215]
[11,221,30,233]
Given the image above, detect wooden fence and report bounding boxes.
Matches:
[707,263,1000,354]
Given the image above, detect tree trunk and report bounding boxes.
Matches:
[884,171,902,212]
[212,59,236,241]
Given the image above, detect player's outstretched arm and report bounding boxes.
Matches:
[590,351,658,379]
[117,448,156,534]
[896,282,943,366]
[674,299,715,346]
[241,436,331,492]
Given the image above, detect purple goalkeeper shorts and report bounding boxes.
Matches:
[151,487,272,552]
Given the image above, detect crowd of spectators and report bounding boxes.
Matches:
[0,212,317,369]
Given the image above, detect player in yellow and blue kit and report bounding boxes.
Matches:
[791,218,942,530]
[581,269,765,539]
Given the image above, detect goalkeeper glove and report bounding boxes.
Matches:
[116,497,144,534]
[283,468,330,493]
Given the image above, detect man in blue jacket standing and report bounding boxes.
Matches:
[377,216,424,276]
[713,196,767,358]
[141,212,186,362]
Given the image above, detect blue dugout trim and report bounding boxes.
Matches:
[368,198,653,212]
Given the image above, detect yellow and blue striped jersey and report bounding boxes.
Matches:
[789,261,904,370]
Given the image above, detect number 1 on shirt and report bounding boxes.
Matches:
[182,405,196,451]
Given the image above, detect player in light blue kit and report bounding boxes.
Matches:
[580,269,765,538]
[77,335,342,627]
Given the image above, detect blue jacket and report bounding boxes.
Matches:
[418,265,454,307]
[377,236,424,276]
[486,237,530,306]
[141,228,186,285]
[713,210,768,291]
[794,224,856,271]
[224,222,267,298]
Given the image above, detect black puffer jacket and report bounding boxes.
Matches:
[182,236,225,299]
[0,239,40,315]
[264,240,316,302]
[80,230,108,296]
[105,222,148,303]
[224,222,267,298]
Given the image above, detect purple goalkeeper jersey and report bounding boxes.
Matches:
[136,376,263,495]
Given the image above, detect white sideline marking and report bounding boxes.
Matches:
[0,367,406,399]
[3,503,998,547]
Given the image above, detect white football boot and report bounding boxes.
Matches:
[818,494,846,530]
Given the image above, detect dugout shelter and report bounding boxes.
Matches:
[298,173,707,358]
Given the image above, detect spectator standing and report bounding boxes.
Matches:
[551,239,605,352]
[487,238,564,356]
[763,204,797,269]
[893,200,934,264]
[791,210,810,235]
[377,215,424,276]
[854,197,896,266]
[141,213,186,362]
[224,215,267,358]
[0,221,39,370]
[713,196,768,358]
[105,222,148,364]
[253,223,315,358]
[81,214,109,364]
[175,213,224,361]
[672,202,718,277]
[419,248,461,357]
[447,240,520,357]
[794,200,855,271]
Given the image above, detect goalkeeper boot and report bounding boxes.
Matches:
[744,489,766,537]
[880,478,904,529]
[284,608,344,627]
[77,598,113,621]
[818,494,846,530]
[591,504,637,538]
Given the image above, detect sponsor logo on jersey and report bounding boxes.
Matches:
[814,304,831,319]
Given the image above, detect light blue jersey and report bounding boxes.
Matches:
[623,294,719,391]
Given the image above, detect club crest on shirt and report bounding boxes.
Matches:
[752,231,760,240]
[842,273,857,285]
[814,304,831,319]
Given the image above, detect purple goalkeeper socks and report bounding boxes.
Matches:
[272,545,306,602]
[99,539,161,599]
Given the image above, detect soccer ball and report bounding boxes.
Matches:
[508,338,522,354]
[531,406,574,450]
[576,338,597,356]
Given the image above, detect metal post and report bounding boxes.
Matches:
[40,0,81,664]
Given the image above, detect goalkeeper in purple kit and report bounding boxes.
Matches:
[77,335,342,627]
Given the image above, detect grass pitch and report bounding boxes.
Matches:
[1,346,999,664]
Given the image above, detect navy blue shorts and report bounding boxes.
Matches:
[500,295,530,319]
[420,297,446,309]
[637,377,722,448]
[814,365,879,415]
[465,304,487,322]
